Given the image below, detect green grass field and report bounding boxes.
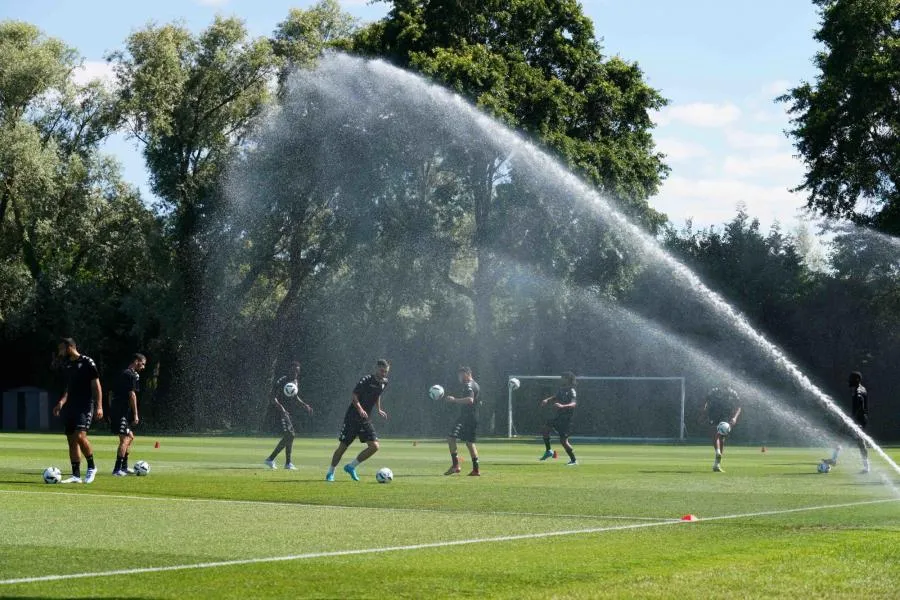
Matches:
[0,433,898,599]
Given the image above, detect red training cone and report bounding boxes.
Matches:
[552,450,558,459]
[680,514,698,522]
[154,441,160,449]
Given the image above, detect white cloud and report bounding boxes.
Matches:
[653,102,741,128]
[724,128,783,150]
[722,153,801,178]
[760,80,792,97]
[652,175,805,229]
[655,137,709,162]
[71,60,116,87]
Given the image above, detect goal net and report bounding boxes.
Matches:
[507,375,686,441]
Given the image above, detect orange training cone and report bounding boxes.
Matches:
[154,441,160,449]
[552,450,558,459]
[761,446,767,453]
[680,514,698,522]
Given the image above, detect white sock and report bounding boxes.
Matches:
[327,466,335,475]
[349,459,360,468]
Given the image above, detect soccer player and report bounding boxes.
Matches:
[538,371,578,465]
[828,371,869,473]
[265,361,312,470]
[442,366,481,476]
[325,359,390,482]
[110,353,146,476]
[703,386,741,473]
[52,338,103,483]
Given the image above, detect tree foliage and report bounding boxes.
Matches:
[780,0,900,234]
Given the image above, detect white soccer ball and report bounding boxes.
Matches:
[42,467,61,484]
[508,378,520,390]
[283,382,298,397]
[817,461,832,474]
[716,421,732,436]
[376,467,393,483]
[134,460,151,476]
[428,384,444,401]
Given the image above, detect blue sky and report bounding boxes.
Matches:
[1,0,822,230]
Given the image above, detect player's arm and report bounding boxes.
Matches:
[539,395,555,407]
[730,406,742,426]
[295,396,313,414]
[92,377,103,420]
[376,395,387,419]
[129,390,139,425]
[555,397,577,410]
[351,393,368,419]
[53,391,68,416]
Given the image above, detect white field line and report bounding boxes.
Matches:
[0,497,896,586]
[0,488,673,521]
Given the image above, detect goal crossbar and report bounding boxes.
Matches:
[507,375,686,440]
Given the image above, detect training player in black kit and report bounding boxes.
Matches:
[703,386,741,472]
[826,371,870,473]
[326,359,390,482]
[52,338,103,484]
[110,353,146,476]
[538,371,578,465]
[264,361,313,471]
[442,366,481,476]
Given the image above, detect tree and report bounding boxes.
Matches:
[110,17,280,426]
[352,1,669,426]
[780,0,900,234]
[271,0,356,75]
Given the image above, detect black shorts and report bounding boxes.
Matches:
[64,407,93,434]
[546,415,573,437]
[338,415,377,444]
[449,418,477,443]
[110,415,133,437]
[280,413,295,435]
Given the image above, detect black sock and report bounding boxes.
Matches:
[269,436,289,461]
[472,457,479,470]
[285,437,294,464]
[113,456,122,472]
[451,452,459,467]
[565,447,576,461]
[72,461,81,478]
[543,436,551,451]
[86,455,95,470]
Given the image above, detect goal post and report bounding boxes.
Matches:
[507,375,686,441]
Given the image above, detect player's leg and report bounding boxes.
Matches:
[328,417,356,480]
[445,422,462,474]
[465,440,480,476]
[76,428,97,483]
[113,433,129,475]
[62,428,83,483]
[355,439,379,463]
[539,422,553,460]
[560,434,576,465]
[713,430,724,472]
[857,436,869,473]
[344,424,378,481]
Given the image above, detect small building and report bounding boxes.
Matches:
[1,387,53,431]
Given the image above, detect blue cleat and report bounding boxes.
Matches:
[343,464,360,481]
[539,450,553,461]
[325,472,334,482]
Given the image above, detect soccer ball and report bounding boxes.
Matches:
[283,382,298,397]
[134,460,150,476]
[716,421,732,436]
[817,461,832,474]
[428,384,444,401]
[508,378,520,391]
[376,467,393,483]
[42,467,62,484]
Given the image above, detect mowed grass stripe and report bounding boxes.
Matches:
[2,497,896,587]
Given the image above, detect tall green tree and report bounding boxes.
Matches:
[352,0,668,418]
[110,17,280,425]
[780,0,900,234]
